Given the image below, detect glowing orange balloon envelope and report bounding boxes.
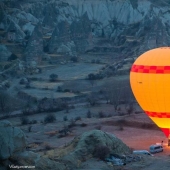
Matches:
[130,47,170,138]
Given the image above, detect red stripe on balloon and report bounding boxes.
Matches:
[131,65,170,74]
[160,128,170,138]
[145,111,170,118]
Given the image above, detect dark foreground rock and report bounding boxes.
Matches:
[0,120,26,160]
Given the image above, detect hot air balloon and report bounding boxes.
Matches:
[130,47,170,139]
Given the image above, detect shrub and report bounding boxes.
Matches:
[88,73,103,80]
[95,73,103,79]
[28,125,32,132]
[70,105,75,109]
[81,123,87,127]
[116,119,126,125]
[19,78,28,85]
[25,83,31,89]
[118,125,124,131]
[0,90,10,113]
[141,123,153,129]
[4,64,11,70]
[57,86,62,92]
[95,125,102,130]
[43,143,53,150]
[86,110,92,118]
[88,73,96,80]
[42,86,49,90]
[64,89,70,92]
[93,145,110,160]
[44,113,56,123]
[116,119,126,130]
[68,118,76,128]
[96,59,101,64]
[70,56,78,62]
[49,73,58,82]
[98,111,105,118]
[63,115,68,121]
[8,53,17,61]
[58,125,71,138]
[30,120,37,124]
[75,116,81,121]
[43,45,49,53]
[91,59,95,63]
[107,114,112,117]
[20,116,30,125]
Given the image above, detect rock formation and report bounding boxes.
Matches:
[24,23,44,67]
[46,130,131,168]
[1,0,170,61]
[0,120,71,170]
[6,18,26,42]
[48,20,71,54]
[0,120,26,160]
[70,12,92,53]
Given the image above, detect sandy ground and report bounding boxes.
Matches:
[37,63,104,80]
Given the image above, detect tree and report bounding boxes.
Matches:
[126,102,135,116]
[102,80,121,110]
[121,83,135,115]
[88,73,96,80]
[70,56,78,62]
[87,93,98,106]
[0,90,10,113]
[44,113,56,123]
[49,73,58,82]
[22,100,32,114]
[62,98,69,113]
[8,53,17,61]
[102,79,133,111]
[88,73,97,88]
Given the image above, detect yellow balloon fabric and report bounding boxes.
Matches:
[130,47,170,137]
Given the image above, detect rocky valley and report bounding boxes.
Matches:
[1,0,170,170]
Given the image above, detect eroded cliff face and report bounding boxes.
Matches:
[1,0,170,63]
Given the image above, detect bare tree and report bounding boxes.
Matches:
[87,93,98,106]
[88,73,97,88]
[102,80,122,110]
[121,84,135,115]
[102,79,133,111]
[62,98,69,113]
[102,87,110,104]
[126,102,135,116]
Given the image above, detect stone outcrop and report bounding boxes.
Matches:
[50,130,131,167]
[48,20,70,54]
[70,12,92,53]
[48,12,91,55]
[24,23,44,67]
[0,120,26,160]
[42,4,57,28]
